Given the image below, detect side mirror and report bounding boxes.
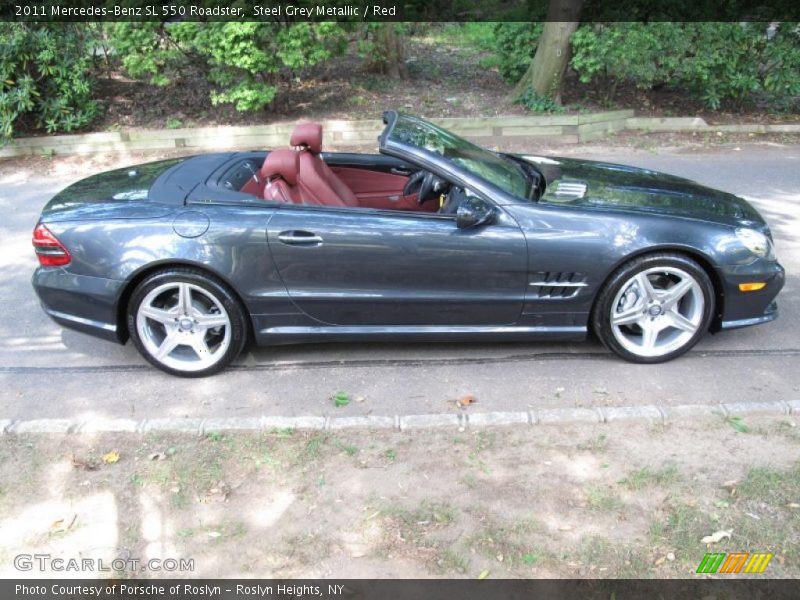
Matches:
[456,197,496,229]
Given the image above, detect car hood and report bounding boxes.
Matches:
[520,155,766,229]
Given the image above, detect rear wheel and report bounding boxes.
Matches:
[592,253,714,363]
[127,269,247,377]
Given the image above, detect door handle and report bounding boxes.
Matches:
[277,230,323,245]
[390,167,413,176]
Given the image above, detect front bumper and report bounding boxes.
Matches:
[716,260,785,331]
[32,267,126,343]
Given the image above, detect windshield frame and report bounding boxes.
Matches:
[379,111,535,205]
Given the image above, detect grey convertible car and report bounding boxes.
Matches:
[32,111,784,376]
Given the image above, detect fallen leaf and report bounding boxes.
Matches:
[49,513,76,534]
[496,553,504,563]
[667,552,676,561]
[207,531,221,538]
[478,569,490,580]
[354,396,366,403]
[456,394,477,408]
[654,556,666,566]
[701,530,732,544]
[102,451,120,464]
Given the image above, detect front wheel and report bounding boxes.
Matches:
[127,268,247,377]
[592,253,715,363]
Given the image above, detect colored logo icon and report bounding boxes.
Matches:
[696,552,773,574]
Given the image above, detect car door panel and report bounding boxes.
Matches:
[267,206,527,326]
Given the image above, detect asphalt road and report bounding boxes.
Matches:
[1,146,798,421]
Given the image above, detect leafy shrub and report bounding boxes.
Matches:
[0,23,97,141]
[491,22,543,83]
[108,22,345,112]
[516,88,565,113]
[571,22,800,109]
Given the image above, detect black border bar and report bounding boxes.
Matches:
[3,0,800,22]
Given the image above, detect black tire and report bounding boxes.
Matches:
[126,268,248,377]
[592,253,715,364]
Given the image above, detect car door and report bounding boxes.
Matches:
[266,204,527,326]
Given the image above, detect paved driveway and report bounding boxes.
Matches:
[1,146,798,421]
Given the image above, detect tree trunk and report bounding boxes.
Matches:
[364,24,407,79]
[513,0,583,103]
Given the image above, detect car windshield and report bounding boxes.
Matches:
[386,114,530,198]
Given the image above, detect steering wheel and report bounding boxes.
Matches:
[403,170,426,197]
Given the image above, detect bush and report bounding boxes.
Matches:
[491,22,543,83]
[516,88,565,113]
[108,22,345,113]
[0,23,98,141]
[571,22,800,109]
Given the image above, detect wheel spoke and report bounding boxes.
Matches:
[195,313,228,329]
[612,306,643,327]
[189,334,211,360]
[635,273,657,302]
[640,320,660,350]
[661,278,694,310]
[140,305,175,324]
[666,309,697,333]
[154,331,181,361]
[178,283,193,315]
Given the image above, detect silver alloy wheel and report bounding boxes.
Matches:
[610,266,705,358]
[136,282,231,373]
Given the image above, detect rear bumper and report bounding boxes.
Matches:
[32,267,126,344]
[716,260,785,331]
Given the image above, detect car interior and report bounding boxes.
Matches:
[237,122,450,214]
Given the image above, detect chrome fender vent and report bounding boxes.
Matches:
[553,181,588,199]
[529,272,588,299]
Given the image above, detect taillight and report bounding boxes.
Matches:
[32,223,71,267]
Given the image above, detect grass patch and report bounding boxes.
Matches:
[585,485,624,512]
[573,536,651,577]
[578,433,609,453]
[737,463,800,506]
[619,463,680,490]
[468,518,548,569]
[727,416,750,433]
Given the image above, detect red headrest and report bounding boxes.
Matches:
[290,122,323,154]
[260,149,299,185]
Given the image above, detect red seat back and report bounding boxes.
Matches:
[291,123,359,207]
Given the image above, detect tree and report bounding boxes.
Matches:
[512,0,583,103]
[362,24,408,79]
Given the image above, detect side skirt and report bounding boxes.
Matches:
[255,324,587,346]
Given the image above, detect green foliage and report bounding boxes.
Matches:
[515,88,565,113]
[571,22,800,110]
[0,23,98,141]
[108,22,345,112]
[491,22,543,83]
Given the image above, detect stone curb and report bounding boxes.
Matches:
[1,401,796,434]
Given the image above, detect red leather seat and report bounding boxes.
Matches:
[290,123,359,207]
[260,149,302,204]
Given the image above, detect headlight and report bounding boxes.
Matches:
[736,228,775,260]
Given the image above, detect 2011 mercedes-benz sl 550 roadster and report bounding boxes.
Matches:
[32,111,785,376]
